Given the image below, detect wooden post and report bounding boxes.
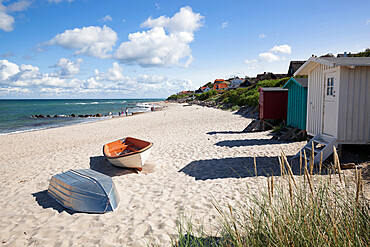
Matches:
[338,144,343,159]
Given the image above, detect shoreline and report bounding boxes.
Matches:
[0,101,165,136]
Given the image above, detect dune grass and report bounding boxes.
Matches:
[173,149,369,246]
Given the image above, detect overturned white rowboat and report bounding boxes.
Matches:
[48,169,120,213]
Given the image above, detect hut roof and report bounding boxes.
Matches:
[283,77,308,89]
[295,57,370,76]
[294,78,308,87]
[258,87,288,92]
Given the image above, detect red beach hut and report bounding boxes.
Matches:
[258,87,288,120]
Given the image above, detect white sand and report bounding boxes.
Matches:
[0,103,334,246]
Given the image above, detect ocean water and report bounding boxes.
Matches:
[0,99,163,135]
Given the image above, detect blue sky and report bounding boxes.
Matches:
[0,0,369,99]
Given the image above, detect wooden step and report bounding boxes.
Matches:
[313,138,329,145]
[243,120,260,132]
[305,145,324,154]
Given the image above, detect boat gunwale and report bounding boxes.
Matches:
[102,137,153,160]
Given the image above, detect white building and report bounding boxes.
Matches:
[293,57,370,164]
[228,78,244,89]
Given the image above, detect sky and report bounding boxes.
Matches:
[0,0,369,99]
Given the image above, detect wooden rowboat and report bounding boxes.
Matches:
[103,137,153,170]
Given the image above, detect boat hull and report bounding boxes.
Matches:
[103,137,153,170]
[48,169,120,213]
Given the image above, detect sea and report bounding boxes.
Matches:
[0,99,164,135]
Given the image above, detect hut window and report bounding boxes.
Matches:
[326,77,334,96]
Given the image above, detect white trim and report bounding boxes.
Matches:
[323,67,339,73]
[322,67,340,138]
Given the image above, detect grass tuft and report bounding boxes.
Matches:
[174,149,369,246]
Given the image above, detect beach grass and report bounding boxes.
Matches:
[173,149,369,246]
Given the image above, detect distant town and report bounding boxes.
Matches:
[170,50,369,99]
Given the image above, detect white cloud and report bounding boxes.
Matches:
[115,6,204,67]
[258,52,281,62]
[244,44,292,66]
[0,0,31,31]
[53,58,83,77]
[0,51,14,58]
[0,9,15,32]
[367,19,370,25]
[0,59,20,81]
[100,15,112,22]
[155,3,160,9]
[94,62,127,82]
[221,22,228,29]
[259,33,266,38]
[269,44,292,54]
[244,59,257,64]
[0,59,75,88]
[48,25,117,58]
[6,1,32,12]
[0,60,194,97]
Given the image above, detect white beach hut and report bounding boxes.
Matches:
[293,57,370,164]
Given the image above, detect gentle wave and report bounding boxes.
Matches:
[0,116,109,136]
[0,127,49,136]
[65,101,127,105]
[65,102,99,105]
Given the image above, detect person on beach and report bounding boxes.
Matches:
[118,111,121,116]
[125,108,128,116]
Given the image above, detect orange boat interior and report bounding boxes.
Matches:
[104,137,152,158]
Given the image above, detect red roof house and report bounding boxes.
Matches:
[213,83,229,91]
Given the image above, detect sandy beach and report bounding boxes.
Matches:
[0,103,361,246]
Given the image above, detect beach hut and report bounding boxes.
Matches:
[243,87,288,132]
[293,57,370,164]
[258,87,288,121]
[282,77,308,130]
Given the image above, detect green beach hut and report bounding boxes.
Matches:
[282,77,308,130]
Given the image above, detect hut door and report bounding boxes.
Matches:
[322,70,339,137]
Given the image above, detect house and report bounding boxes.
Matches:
[258,87,288,121]
[201,86,211,93]
[213,83,229,91]
[256,72,287,82]
[282,77,308,130]
[228,78,244,89]
[293,57,370,164]
[177,91,194,96]
[287,61,306,77]
[214,79,225,84]
[239,79,253,88]
[336,52,353,58]
[195,86,211,94]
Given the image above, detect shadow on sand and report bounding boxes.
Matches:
[179,156,302,180]
[207,131,244,135]
[215,139,293,147]
[89,156,156,176]
[89,156,139,177]
[32,190,76,214]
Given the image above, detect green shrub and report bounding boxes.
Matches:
[196,90,218,101]
[166,94,182,100]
